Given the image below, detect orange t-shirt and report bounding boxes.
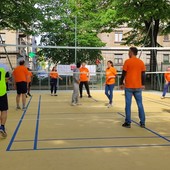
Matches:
[123,57,146,88]
[80,67,89,82]
[27,71,33,83]
[164,73,170,82]
[105,67,117,85]
[13,65,29,82]
[50,71,59,79]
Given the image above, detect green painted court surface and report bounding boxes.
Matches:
[1,91,170,170]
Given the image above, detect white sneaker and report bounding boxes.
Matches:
[71,103,77,106]
[161,96,165,99]
[107,104,113,108]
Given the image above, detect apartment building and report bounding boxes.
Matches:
[0,30,33,70]
[98,28,170,71]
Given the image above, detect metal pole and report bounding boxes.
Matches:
[75,16,77,64]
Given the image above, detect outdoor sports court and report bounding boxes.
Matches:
[1,90,170,170]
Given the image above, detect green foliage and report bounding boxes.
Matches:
[38,0,105,64]
[0,0,43,34]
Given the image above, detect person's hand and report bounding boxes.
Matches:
[13,84,16,90]
[141,85,145,90]
[120,85,124,90]
[60,77,63,80]
[103,82,106,86]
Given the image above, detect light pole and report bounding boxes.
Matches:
[75,15,77,64]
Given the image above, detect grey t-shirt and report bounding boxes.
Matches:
[73,68,80,84]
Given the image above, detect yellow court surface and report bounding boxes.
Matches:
[1,91,170,170]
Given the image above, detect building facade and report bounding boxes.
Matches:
[0,30,34,70]
[98,28,170,71]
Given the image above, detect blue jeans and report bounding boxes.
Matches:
[125,88,145,124]
[162,82,170,97]
[105,84,115,104]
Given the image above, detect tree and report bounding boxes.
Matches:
[38,0,105,64]
[98,0,170,72]
[0,0,43,34]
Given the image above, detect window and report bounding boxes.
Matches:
[114,31,123,42]
[0,33,5,43]
[114,54,123,65]
[163,54,169,63]
[164,35,169,42]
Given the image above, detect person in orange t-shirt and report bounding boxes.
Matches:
[50,66,62,96]
[161,67,170,98]
[13,58,29,110]
[26,68,33,97]
[105,60,117,108]
[120,47,146,128]
[79,63,92,98]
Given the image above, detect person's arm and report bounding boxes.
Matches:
[120,70,126,85]
[141,71,146,85]
[12,71,16,90]
[5,72,10,82]
[58,75,63,80]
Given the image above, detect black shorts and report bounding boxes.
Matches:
[16,82,27,94]
[0,94,8,111]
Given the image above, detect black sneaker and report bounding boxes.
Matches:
[122,122,131,128]
[27,93,32,97]
[140,123,145,128]
[0,127,7,138]
[88,95,92,98]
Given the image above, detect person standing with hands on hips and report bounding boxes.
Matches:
[105,60,117,108]
[79,63,92,98]
[50,66,62,96]
[120,47,146,128]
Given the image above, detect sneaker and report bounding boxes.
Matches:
[80,95,82,98]
[122,122,131,128]
[0,127,7,138]
[71,103,77,106]
[54,94,58,96]
[88,95,92,98]
[161,96,165,99]
[140,123,145,128]
[27,93,32,97]
[22,107,27,111]
[107,104,113,108]
[51,94,54,96]
[16,106,21,110]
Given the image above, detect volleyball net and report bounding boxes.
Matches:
[0,44,170,92]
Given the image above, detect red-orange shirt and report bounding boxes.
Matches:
[27,71,33,83]
[13,65,29,82]
[50,71,59,79]
[105,67,117,85]
[123,57,146,88]
[164,73,170,82]
[80,67,89,82]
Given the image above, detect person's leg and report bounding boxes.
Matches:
[124,88,133,124]
[79,82,83,97]
[134,89,145,126]
[108,84,114,104]
[162,83,169,97]
[54,79,57,95]
[22,93,26,108]
[16,94,21,108]
[105,85,110,100]
[84,81,91,96]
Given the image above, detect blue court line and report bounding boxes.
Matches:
[8,143,170,152]
[6,97,32,151]
[33,95,41,150]
[117,112,170,143]
[14,135,165,143]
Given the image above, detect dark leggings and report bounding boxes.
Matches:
[50,78,57,94]
[79,81,90,96]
